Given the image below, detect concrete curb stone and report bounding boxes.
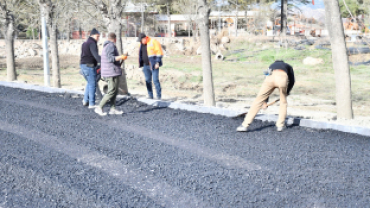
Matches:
[0,81,83,95]
[300,119,370,137]
[1,81,369,137]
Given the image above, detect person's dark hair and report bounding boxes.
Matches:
[90,28,100,36]
[108,32,116,40]
[137,33,147,42]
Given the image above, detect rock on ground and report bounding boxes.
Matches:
[221,36,230,44]
[303,56,324,65]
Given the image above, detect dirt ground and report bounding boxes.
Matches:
[0,41,369,128]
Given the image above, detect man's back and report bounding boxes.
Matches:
[269,60,295,94]
[101,41,122,78]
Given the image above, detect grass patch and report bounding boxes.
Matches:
[189,75,202,82]
[157,48,369,103]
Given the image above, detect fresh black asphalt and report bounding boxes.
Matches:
[0,86,369,207]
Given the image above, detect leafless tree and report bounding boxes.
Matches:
[38,0,63,88]
[197,0,215,106]
[323,0,353,119]
[280,0,287,36]
[15,1,41,41]
[58,1,77,41]
[0,0,17,81]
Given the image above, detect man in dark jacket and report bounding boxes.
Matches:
[95,32,127,116]
[80,28,101,108]
[138,33,164,100]
[237,60,295,132]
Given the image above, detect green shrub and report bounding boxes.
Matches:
[260,55,275,63]
[26,28,38,39]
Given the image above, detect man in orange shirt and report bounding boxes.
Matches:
[138,33,164,100]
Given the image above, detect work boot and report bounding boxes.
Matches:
[109,108,123,115]
[277,126,286,132]
[236,125,249,132]
[94,107,107,116]
[82,100,88,106]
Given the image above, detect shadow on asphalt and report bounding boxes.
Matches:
[246,120,300,132]
[126,107,168,115]
[116,98,131,106]
[247,124,276,132]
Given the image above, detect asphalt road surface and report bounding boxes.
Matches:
[0,86,369,208]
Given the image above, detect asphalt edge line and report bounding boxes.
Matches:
[1,81,369,137]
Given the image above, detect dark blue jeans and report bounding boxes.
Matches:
[80,69,103,100]
[80,64,97,106]
[143,65,161,99]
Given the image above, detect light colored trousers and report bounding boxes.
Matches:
[242,70,289,127]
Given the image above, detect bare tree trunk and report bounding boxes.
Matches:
[192,22,196,40]
[188,20,191,38]
[195,22,199,39]
[281,0,287,36]
[79,26,82,39]
[32,28,35,40]
[280,0,287,47]
[141,3,144,32]
[153,13,155,36]
[235,5,238,37]
[244,9,248,33]
[190,3,195,39]
[49,23,61,88]
[66,18,71,42]
[5,31,16,81]
[39,0,61,88]
[198,0,215,106]
[323,0,353,119]
[254,17,257,35]
[66,29,70,42]
[167,3,171,38]
[109,21,123,53]
[0,3,17,81]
